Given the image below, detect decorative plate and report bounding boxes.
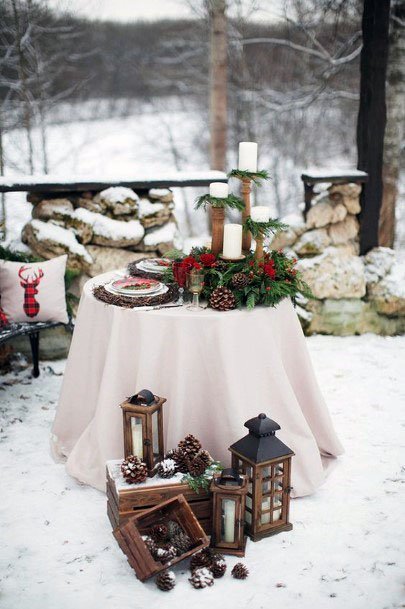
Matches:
[109,276,162,295]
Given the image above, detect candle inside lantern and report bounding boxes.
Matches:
[223,499,236,543]
[223,224,242,259]
[210,182,229,198]
[130,417,143,459]
[238,142,258,172]
[250,206,270,223]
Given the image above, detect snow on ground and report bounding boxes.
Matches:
[0,334,404,609]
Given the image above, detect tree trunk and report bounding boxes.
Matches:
[209,0,228,172]
[357,0,391,254]
[379,0,405,248]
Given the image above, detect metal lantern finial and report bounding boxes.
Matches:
[229,413,294,541]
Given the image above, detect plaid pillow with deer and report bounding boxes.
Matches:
[0,255,68,324]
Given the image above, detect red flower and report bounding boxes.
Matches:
[263,263,276,279]
[200,253,216,267]
[249,261,255,267]
[193,262,202,270]
[266,286,271,291]
[182,256,196,266]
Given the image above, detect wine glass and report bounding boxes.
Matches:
[172,261,187,305]
[186,269,204,311]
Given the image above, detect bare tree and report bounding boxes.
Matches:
[379,0,405,248]
[209,0,228,171]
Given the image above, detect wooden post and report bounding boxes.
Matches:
[241,178,251,251]
[357,0,391,254]
[255,235,264,262]
[211,206,225,256]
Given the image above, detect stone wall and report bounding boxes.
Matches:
[22,186,180,278]
[270,183,405,336]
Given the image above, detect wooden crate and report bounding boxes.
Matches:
[106,460,212,533]
[114,494,210,581]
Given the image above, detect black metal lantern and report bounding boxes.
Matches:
[120,390,166,474]
[210,468,248,556]
[229,413,294,541]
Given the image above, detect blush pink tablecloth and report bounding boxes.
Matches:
[51,271,343,496]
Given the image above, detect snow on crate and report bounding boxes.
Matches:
[74,208,144,246]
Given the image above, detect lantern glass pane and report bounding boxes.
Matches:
[262,480,271,494]
[262,465,271,478]
[221,498,236,543]
[273,494,283,521]
[261,496,271,525]
[275,463,284,475]
[246,495,252,509]
[245,509,252,524]
[130,416,144,459]
[152,411,159,457]
[244,466,253,479]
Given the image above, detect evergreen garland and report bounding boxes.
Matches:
[243,216,287,239]
[228,169,270,185]
[195,193,245,211]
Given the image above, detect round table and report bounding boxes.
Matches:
[51,271,343,496]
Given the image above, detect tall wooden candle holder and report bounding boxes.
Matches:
[243,216,287,263]
[195,193,245,257]
[228,169,270,253]
[211,207,225,256]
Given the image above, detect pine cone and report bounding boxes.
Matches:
[166,519,183,538]
[190,547,215,571]
[149,523,169,542]
[231,563,249,579]
[211,557,227,578]
[165,449,176,460]
[171,448,189,473]
[231,272,250,288]
[178,434,202,459]
[187,455,207,478]
[155,543,177,564]
[156,458,177,479]
[189,567,214,589]
[215,260,228,273]
[171,531,192,556]
[142,535,157,555]
[156,570,176,591]
[195,449,212,469]
[209,286,236,311]
[120,455,148,484]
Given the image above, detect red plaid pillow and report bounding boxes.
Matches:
[0,255,68,323]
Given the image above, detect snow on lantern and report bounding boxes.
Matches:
[210,468,248,556]
[229,413,294,541]
[120,390,166,475]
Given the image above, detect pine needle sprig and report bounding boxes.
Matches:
[244,216,287,239]
[181,461,222,493]
[228,169,270,185]
[195,193,245,211]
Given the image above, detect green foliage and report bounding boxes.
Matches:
[228,168,270,185]
[243,216,287,239]
[195,193,245,211]
[181,461,222,493]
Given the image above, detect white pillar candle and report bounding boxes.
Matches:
[209,182,229,198]
[130,418,143,459]
[238,142,258,172]
[250,206,270,223]
[223,499,236,543]
[223,224,242,259]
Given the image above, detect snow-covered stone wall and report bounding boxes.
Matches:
[270,182,405,336]
[22,186,180,277]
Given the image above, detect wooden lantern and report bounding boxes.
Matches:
[210,468,248,556]
[229,413,294,541]
[120,389,166,474]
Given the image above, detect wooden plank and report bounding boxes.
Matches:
[301,170,368,184]
[0,171,228,194]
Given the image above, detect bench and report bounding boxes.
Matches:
[0,319,73,377]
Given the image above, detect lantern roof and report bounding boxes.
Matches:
[229,413,294,463]
[129,389,156,406]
